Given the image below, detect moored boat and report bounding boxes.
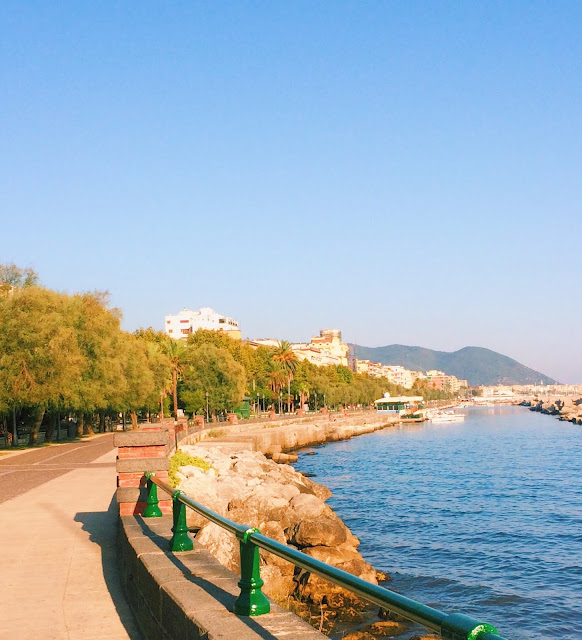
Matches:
[429,410,465,423]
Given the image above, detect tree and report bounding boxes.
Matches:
[0,287,84,444]
[268,366,287,395]
[180,344,246,417]
[0,263,39,288]
[161,337,187,420]
[117,333,156,429]
[68,292,127,435]
[273,341,299,412]
[134,328,173,418]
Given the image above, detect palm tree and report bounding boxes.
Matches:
[162,338,187,421]
[268,367,287,394]
[273,341,298,413]
[298,381,310,411]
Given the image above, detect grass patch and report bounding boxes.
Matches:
[206,428,226,438]
[169,450,214,487]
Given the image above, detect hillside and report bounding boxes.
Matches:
[350,344,556,387]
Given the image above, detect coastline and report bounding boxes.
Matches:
[174,412,438,639]
[180,411,401,456]
[520,395,582,424]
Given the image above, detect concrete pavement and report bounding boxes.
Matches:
[0,440,142,640]
[0,433,118,503]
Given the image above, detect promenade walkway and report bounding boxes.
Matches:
[0,434,142,640]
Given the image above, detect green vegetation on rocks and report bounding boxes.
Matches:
[169,450,213,487]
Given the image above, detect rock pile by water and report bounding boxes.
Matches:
[176,444,379,610]
[524,396,582,424]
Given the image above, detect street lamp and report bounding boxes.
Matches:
[324,393,326,409]
[205,391,209,421]
[315,392,318,412]
[279,391,282,414]
[257,391,260,416]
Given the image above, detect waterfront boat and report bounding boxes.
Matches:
[429,410,465,423]
[374,394,425,421]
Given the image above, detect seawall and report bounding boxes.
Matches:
[522,396,582,424]
[118,514,326,640]
[115,412,402,640]
[179,411,399,455]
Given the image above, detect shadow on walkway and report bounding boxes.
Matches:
[75,496,143,640]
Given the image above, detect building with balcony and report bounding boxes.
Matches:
[165,306,241,340]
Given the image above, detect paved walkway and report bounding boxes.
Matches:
[0,436,142,640]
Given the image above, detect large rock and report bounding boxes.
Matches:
[175,443,376,610]
[289,516,349,548]
[196,523,240,573]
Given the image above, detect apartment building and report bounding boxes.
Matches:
[165,306,241,340]
[308,329,350,366]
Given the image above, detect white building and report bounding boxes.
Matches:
[291,344,343,367]
[354,359,423,388]
[165,306,241,340]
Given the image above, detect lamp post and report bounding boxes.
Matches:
[205,391,209,421]
[315,392,318,413]
[324,393,326,409]
[279,391,282,414]
[257,391,260,416]
[262,394,265,414]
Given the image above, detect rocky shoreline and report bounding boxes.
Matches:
[521,396,582,424]
[174,415,439,640]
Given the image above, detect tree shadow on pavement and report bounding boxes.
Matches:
[75,496,144,640]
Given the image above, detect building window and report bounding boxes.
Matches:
[181,329,189,334]
[180,319,189,323]
[168,330,173,333]
[166,320,170,324]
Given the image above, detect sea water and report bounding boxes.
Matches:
[294,406,582,640]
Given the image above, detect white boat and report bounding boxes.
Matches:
[429,410,465,423]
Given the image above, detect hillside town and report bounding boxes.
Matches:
[164,306,470,393]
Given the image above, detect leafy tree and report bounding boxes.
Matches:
[134,328,173,417]
[0,262,39,288]
[68,292,127,435]
[0,287,84,444]
[180,343,246,417]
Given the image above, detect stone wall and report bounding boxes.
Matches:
[178,412,397,456]
[119,514,326,640]
[115,412,397,640]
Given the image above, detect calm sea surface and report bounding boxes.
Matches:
[294,406,582,640]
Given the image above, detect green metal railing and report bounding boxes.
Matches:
[143,473,509,640]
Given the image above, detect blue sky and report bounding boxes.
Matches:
[2,2,581,382]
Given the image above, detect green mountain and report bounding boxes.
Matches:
[350,344,556,386]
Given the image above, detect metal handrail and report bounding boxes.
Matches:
[143,473,508,640]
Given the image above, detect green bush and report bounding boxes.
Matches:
[169,449,213,487]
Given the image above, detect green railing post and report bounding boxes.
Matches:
[441,613,500,640]
[170,491,193,552]
[143,473,162,518]
[233,528,270,616]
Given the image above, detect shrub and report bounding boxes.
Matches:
[169,449,213,487]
